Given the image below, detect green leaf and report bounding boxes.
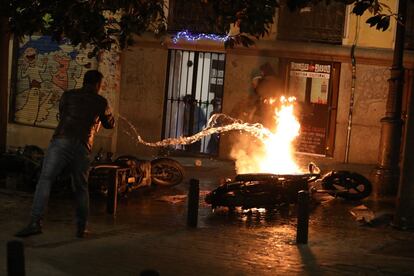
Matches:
[42,13,53,29]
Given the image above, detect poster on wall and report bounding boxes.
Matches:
[288,61,332,156]
[296,125,327,155]
[12,36,97,128]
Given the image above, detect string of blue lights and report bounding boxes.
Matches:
[171,30,230,44]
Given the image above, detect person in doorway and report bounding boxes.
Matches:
[182,94,206,152]
[15,70,115,238]
[207,97,222,154]
[250,62,283,129]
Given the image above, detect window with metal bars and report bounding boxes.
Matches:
[277,1,346,44]
[163,49,225,155]
[167,0,217,34]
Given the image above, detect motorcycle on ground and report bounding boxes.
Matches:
[205,163,372,210]
[0,145,185,196]
[89,152,185,196]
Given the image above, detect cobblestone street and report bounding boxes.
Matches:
[1,158,414,275]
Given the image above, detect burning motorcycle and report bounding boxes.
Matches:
[205,163,372,210]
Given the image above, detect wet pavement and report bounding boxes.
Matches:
[1,157,414,275]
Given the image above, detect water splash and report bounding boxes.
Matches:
[119,113,272,148]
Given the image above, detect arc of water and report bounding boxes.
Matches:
[119,113,273,148]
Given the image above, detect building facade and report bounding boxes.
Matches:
[4,0,414,166]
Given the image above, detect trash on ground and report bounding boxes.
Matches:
[156,195,187,204]
[350,205,375,224]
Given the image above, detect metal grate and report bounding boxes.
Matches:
[163,49,225,155]
[167,0,218,34]
[277,1,345,44]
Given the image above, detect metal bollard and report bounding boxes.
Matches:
[7,240,25,276]
[107,169,118,216]
[187,178,200,228]
[296,190,310,244]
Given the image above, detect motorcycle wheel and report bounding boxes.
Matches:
[151,158,184,187]
[321,171,372,200]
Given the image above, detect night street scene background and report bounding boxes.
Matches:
[1,0,414,275]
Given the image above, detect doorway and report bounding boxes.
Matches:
[163,49,225,155]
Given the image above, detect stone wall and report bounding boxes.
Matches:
[116,46,168,158]
[335,63,390,163]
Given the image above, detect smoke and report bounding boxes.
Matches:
[229,134,266,174]
[228,96,302,174]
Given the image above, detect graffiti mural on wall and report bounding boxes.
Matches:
[13,36,97,128]
[98,50,121,113]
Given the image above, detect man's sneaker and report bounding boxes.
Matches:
[15,220,42,237]
[76,223,90,238]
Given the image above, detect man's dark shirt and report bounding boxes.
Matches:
[53,86,115,151]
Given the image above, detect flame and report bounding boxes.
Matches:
[263,98,277,105]
[258,96,302,174]
[230,96,302,174]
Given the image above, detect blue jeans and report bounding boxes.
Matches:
[31,138,90,226]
